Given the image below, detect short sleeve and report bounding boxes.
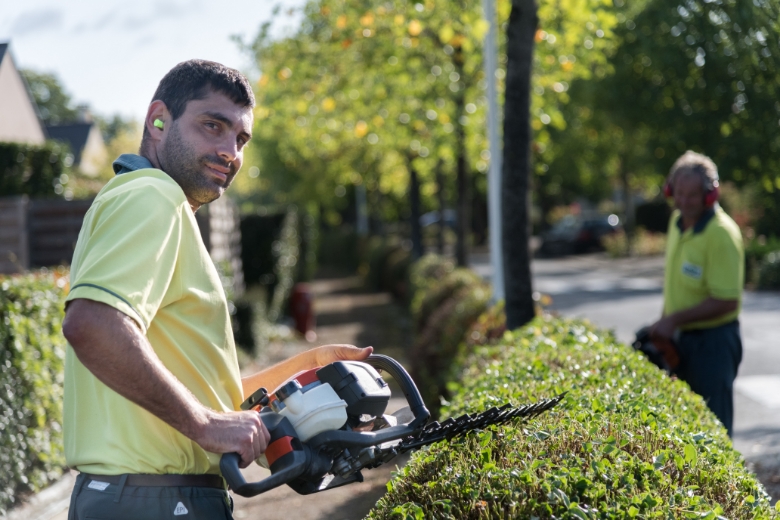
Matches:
[705,227,743,301]
[66,185,185,333]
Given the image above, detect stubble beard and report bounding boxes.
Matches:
[159,122,236,206]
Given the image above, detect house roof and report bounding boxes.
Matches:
[46,123,94,164]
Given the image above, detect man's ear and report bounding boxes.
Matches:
[145,100,170,141]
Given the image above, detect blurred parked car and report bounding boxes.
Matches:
[538,214,621,256]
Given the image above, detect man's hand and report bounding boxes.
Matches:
[650,316,677,340]
[194,410,270,468]
[241,345,374,397]
[311,344,373,367]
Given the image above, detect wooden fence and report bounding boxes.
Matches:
[0,195,243,284]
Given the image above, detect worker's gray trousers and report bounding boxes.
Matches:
[67,473,234,520]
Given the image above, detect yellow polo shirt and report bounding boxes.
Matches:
[64,168,242,475]
[663,206,743,330]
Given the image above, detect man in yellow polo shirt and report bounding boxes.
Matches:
[650,150,743,436]
[61,60,371,519]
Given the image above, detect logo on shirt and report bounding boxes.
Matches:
[174,502,189,516]
[682,262,703,280]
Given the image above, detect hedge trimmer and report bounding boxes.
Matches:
[221,355,564,497]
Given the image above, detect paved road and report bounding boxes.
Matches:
[472,252,780,475]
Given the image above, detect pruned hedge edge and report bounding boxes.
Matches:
[368,257,775,519]
[0,269,68,514]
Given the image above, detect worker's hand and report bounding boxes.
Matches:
[194,410,271,468]
[649,316,676,341]
[311,344,373,367]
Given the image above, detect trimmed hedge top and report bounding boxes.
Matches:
[371,316,775,519]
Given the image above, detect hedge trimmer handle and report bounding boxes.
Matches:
[365,354,430,429]
[220,410,310,496]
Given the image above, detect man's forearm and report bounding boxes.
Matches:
[63,299,209,440]
[241,344,373,397]
[667,297,738,328]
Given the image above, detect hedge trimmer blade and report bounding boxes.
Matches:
[346,393,566,474]
[392,393,566,453]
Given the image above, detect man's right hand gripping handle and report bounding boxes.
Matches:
[194,409,271,468]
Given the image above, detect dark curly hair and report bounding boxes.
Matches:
[141,59,254,145]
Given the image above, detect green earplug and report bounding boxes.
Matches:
[154,119,164,130]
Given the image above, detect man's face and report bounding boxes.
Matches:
[673,172,706,223]
[158,91,253,207]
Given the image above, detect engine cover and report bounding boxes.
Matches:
[316,361,391,419]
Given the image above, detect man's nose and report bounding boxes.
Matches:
[217,136,239,163]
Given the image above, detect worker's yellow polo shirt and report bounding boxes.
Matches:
[64,168,242,476]
[663,206,743,330]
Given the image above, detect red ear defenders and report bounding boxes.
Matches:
[663,179,720,207]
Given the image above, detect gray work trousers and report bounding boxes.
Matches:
[67,473,234,520]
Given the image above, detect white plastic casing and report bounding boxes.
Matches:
[281,382,348,441]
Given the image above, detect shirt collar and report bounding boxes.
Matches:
[112,154,154,175]
[676,206,716,234]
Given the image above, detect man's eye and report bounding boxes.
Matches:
[205,122,218,130]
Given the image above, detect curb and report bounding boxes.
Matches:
[2,470,76,520]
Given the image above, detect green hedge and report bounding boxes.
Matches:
[407,255,491,412]
[371,316,775,518]
[0,269,68,514]
[0,142,70,197]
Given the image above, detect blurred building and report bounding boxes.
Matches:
[0,42,46,145]
[46,108,107,176]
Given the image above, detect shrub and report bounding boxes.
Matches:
[362,237,412,298]
[407,258,491,411]
[603,228,666,258]
[745,236,780,287]
[0,269,68,514]
[757,251,780,291]
[0,142,70,198]
[370,316,775,519]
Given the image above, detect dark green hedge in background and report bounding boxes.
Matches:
[0,269,68,514]
[0,142,69,197]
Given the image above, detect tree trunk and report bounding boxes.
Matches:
[502,0,538,329]
[454,45,470,267]
[435,160,446,255]
[409,158,423,260]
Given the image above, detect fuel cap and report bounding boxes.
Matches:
[275,380,302,401]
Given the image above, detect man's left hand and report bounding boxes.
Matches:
[311,344,373,367]
[650,316,676,340]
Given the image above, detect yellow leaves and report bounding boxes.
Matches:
[562,61,574,72]
[408,20,422,36]
[278,67,292,80]
[439,25,454,44]
[296,100,307,113]
[336,15,347,29]
[439,113,451,124]
[360,12,374,26]
[255,106,270,120]
[394,14,405,25]
[472,19,489,41]
[372,115,385,127]
[322,97,336,112]
[354,120,368,138]
[258,75,269,87]
[535,29,546,43]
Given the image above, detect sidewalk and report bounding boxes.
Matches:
[4,272,412,520]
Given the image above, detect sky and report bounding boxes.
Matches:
[0,0,304,122]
